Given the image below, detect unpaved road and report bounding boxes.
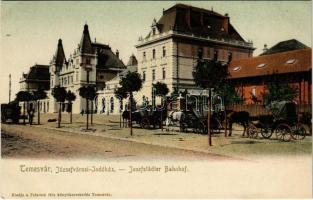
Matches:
[1,124,233,160]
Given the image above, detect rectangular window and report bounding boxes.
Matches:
[214,50,218,61]
[143,71,146,82]
[143,52,146,61]
[162,46,166,57]
[86,58,91,64]
[76,72,79,81]
[162,68,166,79]
[252,88,256,96]
[152,49,156,59]
[228,52,233,63]
[152,69,156,81]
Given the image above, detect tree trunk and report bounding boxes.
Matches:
[58,102,61,128]
[129,92,133,136]
[37,101,40,125]
[208,92,212,146]
[70,103,73,124]
[224,107,227,137]
[86,99,89,130]
[161,98,164,131]
[91,101,93,125]
[120,112,122,128]
[23,102,26,125]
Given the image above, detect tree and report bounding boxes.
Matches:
[51,86,67,128]
[193,59,229,146]
[32,89,47,125]
[79,85,96,130]
[217,82,243,105]
[117,71,143,135]
[152,82,169,130]
[65,90,76,124]
[15,91,33,125]
[263,81,298,106]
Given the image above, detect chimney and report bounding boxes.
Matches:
[116,50,119,58]
[263,44,268,53]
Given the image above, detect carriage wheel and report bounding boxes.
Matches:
[214,120,223,134]
[180,122,188,133]
[141,118,150,129]
[291,123,306,140]
[247,124,258,139]
[274,124,292,142]
[260,127,272,139]
[197,122,207,135]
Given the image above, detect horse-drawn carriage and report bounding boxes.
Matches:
[122,105,166,129]
[166,108,224,134]
[247,101,306,141]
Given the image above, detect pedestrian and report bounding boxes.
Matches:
[28,108,34,125]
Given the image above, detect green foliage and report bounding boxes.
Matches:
[79,85,97,100]
[119,72,142,93]
[114,87,128,99]
[15,91,33,102]
[32,89,47,101]
[51,86,67,102]
[193,60,229,89]
[217,83,243,105]
[153,82,169,96]
[263,82,298,106]
[66,90,76,102]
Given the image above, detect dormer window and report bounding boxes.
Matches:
[257,63,266,68]
[233,66,241,71]
[152,28,156,35]
[286,59,296,64]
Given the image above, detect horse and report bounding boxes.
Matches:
[226,110,250,137]
[165,111,185,131]
[122,110,142,127]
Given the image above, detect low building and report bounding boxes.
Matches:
[96,55,138,115]
[229,39,311,105]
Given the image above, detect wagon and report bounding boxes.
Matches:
[247,101,306,141]
[122,106,167,129]
[180,109,224,134]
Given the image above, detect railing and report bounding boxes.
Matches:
[138,30,253,48]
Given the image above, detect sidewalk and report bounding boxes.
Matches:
[25,113,312,159]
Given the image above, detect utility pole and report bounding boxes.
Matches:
[9,74,11,103]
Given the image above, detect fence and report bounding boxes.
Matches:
[225,104,312,117]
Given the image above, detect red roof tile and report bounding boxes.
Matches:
[229,48,311,79]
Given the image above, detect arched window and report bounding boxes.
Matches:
[119,99,123,113]
[110,97,114,113]
[102,98,106,113]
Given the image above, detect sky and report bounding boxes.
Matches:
[0,1,311,104]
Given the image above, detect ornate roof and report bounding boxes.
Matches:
[126,54,138,66]
[146,3,245,42]
[79,24,93,54]
[54,39,66,71]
